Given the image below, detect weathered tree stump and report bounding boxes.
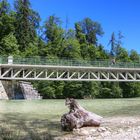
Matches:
[61,98,102,131]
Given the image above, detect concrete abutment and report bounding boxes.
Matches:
[0,80,41,100]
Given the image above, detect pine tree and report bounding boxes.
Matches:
[75,23,88,60]
[44,15,64,56]
[108,32,116,57]
[0,0,14,40]
[0,0,18,55]
[14,0,40,52]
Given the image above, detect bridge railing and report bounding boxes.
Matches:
[0,56,140,68]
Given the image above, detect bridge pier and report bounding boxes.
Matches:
[0,80,8,100]
[0,80,41,100]
[0,80,16,99]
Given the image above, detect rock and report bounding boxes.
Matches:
[127,129,131,132]
[85,136,94,140]
[79,129,89,136]
[73,128,80,135]
[90,128,97,134]
[119,128,123,133]
[73,128,89,136]
[105,127,111,131]
[133,136,138,140]
[97,127,106,132]
[100,131,111,137]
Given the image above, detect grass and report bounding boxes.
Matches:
[0,98,140,139]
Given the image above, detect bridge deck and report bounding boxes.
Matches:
[0,56,140,81]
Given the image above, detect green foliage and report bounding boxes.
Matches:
[53,81,65,98]
[38,38,47,56]
[97,82,122,98]
[109,32,116,57]
[116,47,130,62]
[100,87,112,98]
[65,29,76,40]
[129,50,140,62]
[77,18,104,45]
[14,0,40,51]
[81,81,100,98]
[0,11,15,39]
[34,81,55,98]
[0,0,10,14]
[61,38,81,59]
[88,45,97,60]
[75,23,88,60]
[21,43,38,57]
[0,0,17,55]
[96,45,109,59]
[0,33,19,55]
[63,82,83,98]
[109,31,124,58]
[75,23,87,44]
[0,13,17,54]
[44,15,64,57]
[34,81,64,99]
[111,82,123,98]
[120,82,140,98]
[44,15,63,42]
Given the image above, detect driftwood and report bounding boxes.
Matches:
[61,98,102,131]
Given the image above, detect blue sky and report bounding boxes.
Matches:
[8,0,140,53]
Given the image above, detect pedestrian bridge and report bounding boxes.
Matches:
[0,56,140,82]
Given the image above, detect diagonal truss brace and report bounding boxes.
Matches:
[1,65,140,81]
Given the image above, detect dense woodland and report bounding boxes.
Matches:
[0,0,140,99]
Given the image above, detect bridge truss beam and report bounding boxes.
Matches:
[0,64,140,81]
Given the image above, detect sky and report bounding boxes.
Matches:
[8,0,140,53]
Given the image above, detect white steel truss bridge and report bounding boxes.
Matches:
[0,56,140,82]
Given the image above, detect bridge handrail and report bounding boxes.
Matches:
[0,56,140,68]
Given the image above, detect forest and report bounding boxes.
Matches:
[0,0,140,99]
